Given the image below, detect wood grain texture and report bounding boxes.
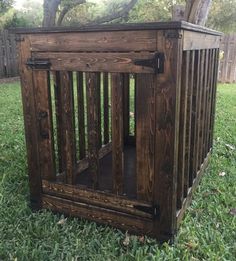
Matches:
[136,74,155,202]
[184,50,195,193]
[18,36,42,209]
[177,51,189,208]
[86,73,100,188]
[42,194,154,236]
[59,71,76,184]
[190,50,201,180]
[103,73,109,144]
[29,30,157,52]
[32,52,158,74]
[111,73,124,195]
[33,70,56,181]
[183,31,221,50]
[123,73,130,144]
[77,72,86,160]
[153,30,183,240]
[42,180,152,218]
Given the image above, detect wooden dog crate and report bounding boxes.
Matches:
[16,21,221,242]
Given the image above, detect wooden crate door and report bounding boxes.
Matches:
[32,70,56,181]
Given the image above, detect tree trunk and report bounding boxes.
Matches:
[42,0,61,27]
[184,0,212,26]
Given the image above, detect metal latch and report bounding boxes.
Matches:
[134,52,164,74]
[26,58,51,70]
[134,204,160,219]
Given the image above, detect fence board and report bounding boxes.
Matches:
[219,34,236,83]
[0,30,19,78]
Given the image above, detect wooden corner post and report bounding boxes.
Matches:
[18,36,42,210]
[153,30,183,242]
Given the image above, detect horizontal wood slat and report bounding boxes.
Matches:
[183,31,221,50]
[32,52,158,73]
[42,180,152,218]
[29,31,157,52]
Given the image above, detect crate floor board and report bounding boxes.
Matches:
[76,145,137,198]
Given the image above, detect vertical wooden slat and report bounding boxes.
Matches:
[77,72,86,160]
[111,73,124,195]
[184,50,194,195]
[123,73,130,143]
[33,70,56,181]
[188,50,197,186]
[136,74,155,202]
[177,51,189,208]
[191,50,201,179]
[197,49,206,169]
[209,49,219,148]
[97,73,102,148]
[59,71,76,184]
[204,49,213,156]
[86,72,100,188]
[103,73,109,144]
[18,36,42,209]
[154,30,182,241]
[201,49,209,163]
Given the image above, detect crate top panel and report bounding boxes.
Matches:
[12,21,221,36]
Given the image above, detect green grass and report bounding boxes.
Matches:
[0,81,235,260]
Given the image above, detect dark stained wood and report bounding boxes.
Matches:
[123,73,130,143]
[177,51,189,208]
[29,31,157,52]
[42,180,152,219]
[111,73,124,195]
[76,72,86,160]
[59,71,76,184]
[177,150,211,225]
[33,70,56,181]
[184,50,195,191]
[54,71,65,174]
[32,52,158,74]
[184,51,193,197]
[14,21,221,35]
[197,50,206,170]
[76,142,112,174]
[201,49,209,163]
[86,72,100,188]
[154,30,183,240]
[96,73,102,148]
[136,74,155,202]
[190,50,201,180]
[18,36,42,209]
[42,194,154,236]
[103,73,109,144]
[183,31,221,50]
[18,24,221,242]
[209,49,219,149]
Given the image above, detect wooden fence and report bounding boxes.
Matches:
[219,34,236,83]
[0,30,19,79]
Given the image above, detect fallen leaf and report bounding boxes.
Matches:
[123,232,130,246]
[57,218,67,225]
[138,235,145,244]
[129,112,134,117]
[219,171,226,176]
[229,208,236,216]
[225,144,235,150]
[185,241,198,249]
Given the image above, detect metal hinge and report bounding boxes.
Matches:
[26,58,51,70]
[134,52,164,74]
[134,204,160,219]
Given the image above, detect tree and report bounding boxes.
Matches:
[42,0,138,27]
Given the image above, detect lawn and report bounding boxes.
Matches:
[0,81,235,260]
